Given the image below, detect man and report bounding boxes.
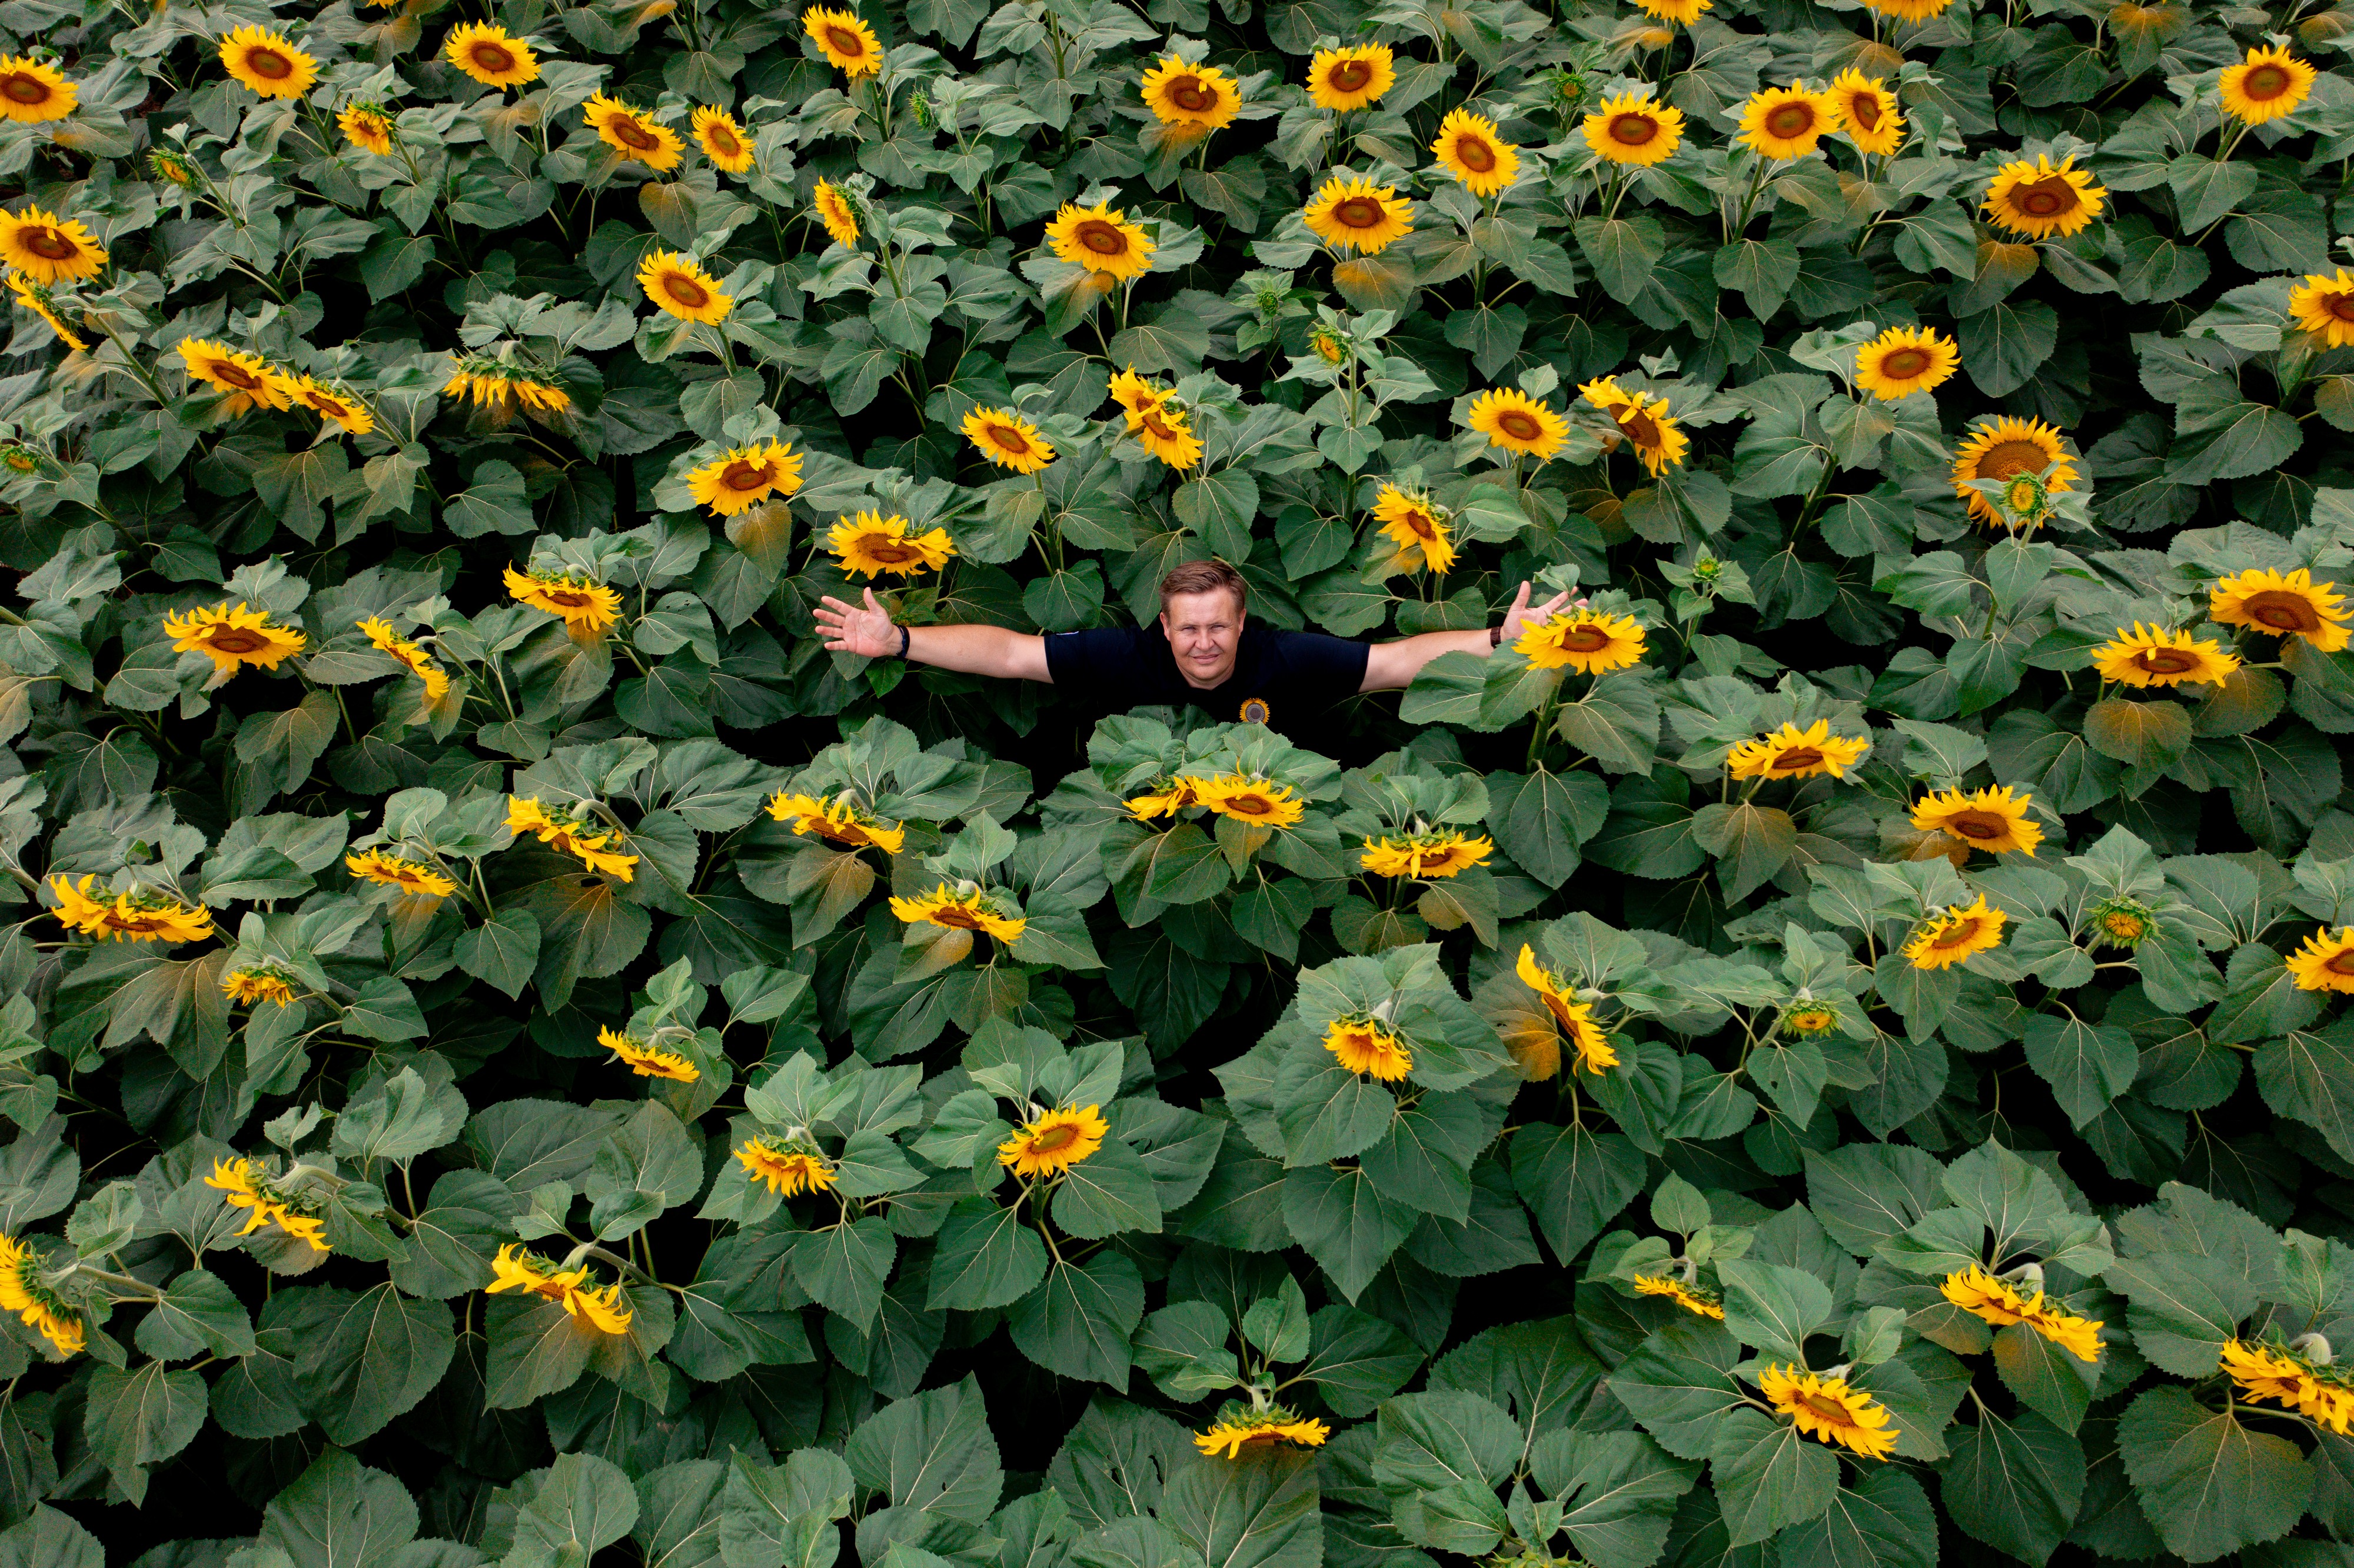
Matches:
[812,558,1572,733]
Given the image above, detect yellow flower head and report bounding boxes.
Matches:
[1357,831,1492,880]
[1940,1263,2036,1327]
[1950,416,2076,526]
[486,1244,634,1333]
[1632,1274,1725,1318]
[444,22,539,89]
[586,93,684,171]
[813,179,860,248]
[1108,368,1165,417]
[504,567,623,635]
[686,441,803,516]
[205,1157,330,1252]
[1306,44,1392,111]
[766,789,907,853]
[962,406,1055,474]
[1309,325,1347,364]
[0,208,105,287]
[1726,719,1868,781]
[358,615,450,701]
[1515,945,1617,1076]
[338,102,394,155]
[1324,1015,1414,1081]
[0,58,75,124]
[1982,155,2106,239]
[0,1234,79,1357]
[1903,895,2007,970]
[1198,773,1306,828]
[2289,926,2354,994]
[1862,0,1956,21]
[889,882,1027,942]
[1126,775,1209,820]
[7,271,85,351]
[2291,269,2354,349]
[637,249,731,322]
[803,6,884,76]
[1911,784,2043,857]
[1302,174,1413,255]
[2090,622,2241,688]
[2223,1338,2318,1404]
[1047,200,1155,281]
[1854,326,1957,400]
[1194,1406,1331,1459]
[1582,91,1684,167]
[345,848,457,898]
[178,338,294,414]
[506,796,639,880]
[2209,567,2350,652]
[2028,1300,2104,1363]
[1516,608,1645,674]
[1140,55,1241,129]
[1371,484,1455,574]
[1830,69,1904,154]
[694,105,754,172]
[47,875,214,944]
[1432,108,1520,197]
[601,1026,700,1081]
[221,26,317,99]
[1632,0,1709,24]
[165,601,307,674]
[1738,85,1841,159]
[222,966,298,1007]
[736,1137,836,1196]
[1467,387,1568,460]
[998,1104,1108,1176]
[1783,1003,1840,1037]
[1591,386,1688,475]
[1126,397,1202,470]
[288,375,374,435]
[2220,44,2315,124]
[1757,1364,1899,1459]
[828,511,955,577]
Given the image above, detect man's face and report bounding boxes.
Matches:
[1160,588,1245,689]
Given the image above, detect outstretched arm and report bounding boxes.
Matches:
[1359,581,1574,692]
[814,588,1052,681]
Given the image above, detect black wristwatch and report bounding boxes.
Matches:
[897,625,912,658]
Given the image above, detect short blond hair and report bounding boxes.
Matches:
[1159,558,1247,612]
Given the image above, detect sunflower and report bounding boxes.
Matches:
[827,511,955,578]
[1830,69,1904,154]
[1324,1015,1414,1080]
[636,248,729,319]
[504,566,624,634]
[2209,567,2351,651]
[1783,1003,1840,1036]
[1358,831,1492,879]
[2091,623,2242,688]
[222,967,299,1007]
[149,148,199,187]
[358,615,450,701]
[1432,108,1520,197]
[0,208,105,285]
[8,272,84,351]
[1126,775,1210,819]
[1126,398,1202,469]
[1597,389,1688,475]
[1302,174,1413,255]
[1950,416,2076,525]
[0,58,74,124]
[1911,784,2043,856]
[890,882,1027,942]
[1633,1276,1726,1319]
[1046,200,1155,281]
[962,406,1055,473]
[205,1158,329,1252]
[1903,896,2007,971]
[1306,44,1392,111]
[1940,1263,2036,1327]
[514,377,571,414]
[165,601,307,675]
[2291,269,2354,348]
[345,848,457,897]
[767,788,908,852]
[338,102,393,155]
[1198,774,1307,829]
[1982,154,2106,239]
[0,1236,79,1357]
[1863,0,1957,20]
[812,179,860,248]
[506,797,639,880]
[2089,898,2154,950]
[47,875,214,944]
[2026,1301,2104,1363]
[486,1246,634,1333]
[444,22,538,89]
[1139,55,1242,130]
[287,375,373,435]
[685,441,803,515]
[693,105,754,172]
[601,1025,700,1082]
[1726,720,1870,780]
[735,1137,836,1197]
[1634,0,1709,22]
[1310,325,1348,363]
[1515,946,1618,1074]
[1517,609,1645,674]
[2289,927,2354,993]
[1854,326,1957,400]
[1371,484,1455,574]
[1467,387,1568,459]
[585,93,684,171]
[997,1105,1108,1176]
[220,26,317,99]
[1581,91,1684,166]
[1757,1366,1899,1459]
[1737,85,1840,159]
[2223,1339,2322,1407]
[178,339,294,414]
[1195,1406,1331,1459]
[2219,44,2315,124]
[803,6,884,76]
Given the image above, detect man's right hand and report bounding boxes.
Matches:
[815,587,902,658]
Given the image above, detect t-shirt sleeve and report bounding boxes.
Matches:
[1271,630,1371,702]
[1042,627,1148,698]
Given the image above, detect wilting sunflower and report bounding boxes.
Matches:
[338,102,393,155]
[514,377,570,414]
[1515,946,1618,1074]
[962,406,1055,473]
[1517,608,1645,674]
[1950,415,2076,525]
[1325,1015,1413,1080]
[1306,44,1392,110]
[1046,200,1155,281]
[1758,1366,1899,1459]
[803,6,884,76]
[47,875,215,944]
[0,208,105,285]
[504,567,623,634]
[1726,719,1870,780]
[1359,831,1493,879]
[600,1025,700,1082]
[358,615,450,701]
[222,967,298,1007]
[584,93,684,171]
[486,1246,633,1333]
[179,339,294,414]
[1633,0,1709,22]
[2210,567,2351,651]
[813,179,859,247]
[1911,784,2043,856]
[1634,1275,1725,1319]
[1903,896,2007,970]
[1982,154,2106,239]
[205,1157,328,1251]
[1830,69,1904,154]
[890,882,1027,942]
[1783,1002,1840,1037]
[507,797,639,880]
[1582,91,1684,166]
[0,58,74,123]
[1737,85,1840,159]
[693,105,754,172]
[7,272,84,351]
[2219,44,2315,124]
[1302,174,1413,255]
[1467,387,1568,459]
[639,249,734,324]
[444,22,538,89]
[1432,108,1520,197]
[2289,927,2354,994]
[1854,325,1957,400]
[1194,1406,1331,1460]
[165,601,307,674]
[1139,55,1242,130]
[2091,623,2241,688]
[735,1137,836,1197]
[220,26,317,99]
[827,511,955,578]
[0,1235,79,1357]
[767,789,907,853]
[288,375,373,435]
[2291,269,2354,348]
[1126,775,1210,819]
[1126,398,1202,469]
[1199,774,1307,828]
[684,441,803,515]
[345,848,457,898]
[1372,484,1455,574]
[997,1105,1108,1176]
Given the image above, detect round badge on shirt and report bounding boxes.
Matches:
[1239,698,1271,725]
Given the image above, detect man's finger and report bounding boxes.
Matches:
[819,595,855,612]
[865,587,884,612]
[1511,580,1532,610]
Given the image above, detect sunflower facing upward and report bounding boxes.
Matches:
[962,407,1055,473]
[47,876,214,944]
[890,882,1027,942]
[584,93,684,172]
[1854,325,1958,400]
[1302,174,1414,255]
[2091,624,2241,688]
[1046,200,1155,281]
[1139,55,1242,131]
[2219,44,2315,124]
[345,849,458,898]
[1911,784,2043,856]
[1725,720,1869,780]
[1738,84,1841,159]
[767,789,908,853]
[444,22,538,89]
[1582,92,1684,166]
[828,511,956,578]
[1757,1366,1899,1459]
[0,208,106,286]
[1358,830,1492,879]
[1372,484,1455,574]
[693,106,755,172]
[1306,44,1392,111]
[2210,567,2351,651]
[507,797,640,879]
[220,25,317,99]
[504,567,624,635]
[637,250,732,324]
[685,441,803,515]
[0,58,75,123]
[165,602,307,674]
[1432,108,1520,197]
[1982,154,2106,239]
[601,1026,700,1082]
[1950,416,2076,526]
[803,6,884,76]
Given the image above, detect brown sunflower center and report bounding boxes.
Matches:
[1880,347,1931,379]
[1931,917,1987,948]
[1790,1008,1834,1031]
[1452,133,1497,172]
[208,358,262,389]
[1329,59,1373,90]
[246,46,294,78]
[1793,1390,1856,1423]
[2243,590,2323,632]
[661,271,710,308]
[2328,949,2354,977]
[1764,102,1817,139]
[722,460,775,491]
[2013,177,2079,218]
[305,392,350,417]
[0,73,52,104]
[1165,74,1217,112]
[1142,409,1179,440]
[204,626,269,654]
[542,588,594,609]
[707,122,742,155]
[1618,407,1663,447]
[2243,62,2292,99]
[1848,91,1882,129]
[1774,745,1824,770]
[1497,408,1542,440]
[1333,196,1385,228]
[22,227,78,261]
[2131,647,2199,674]
[1030,1123,1080,1153]
[2102,911,2147,939]
[862,541,921,565]
[1977,438,2052,480]
[987,423,1032,455]
[825,24,866,54]
[1947,812,2006,840]
[1401,507,1437,541]
[1611,113,1659,145]
[470,41,516,71]
[1225,793,1274,816]
[932,903,985,930]
[1075,219,1128,256]
[2327,291,2354,322]
[1560,624,1610,652]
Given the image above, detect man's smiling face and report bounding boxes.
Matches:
[1161,587,1245,690]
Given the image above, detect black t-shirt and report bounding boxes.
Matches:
[1042,624,1369,733]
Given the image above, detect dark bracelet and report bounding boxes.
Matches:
[1489,624,1504,648]
[897,624,912,659]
